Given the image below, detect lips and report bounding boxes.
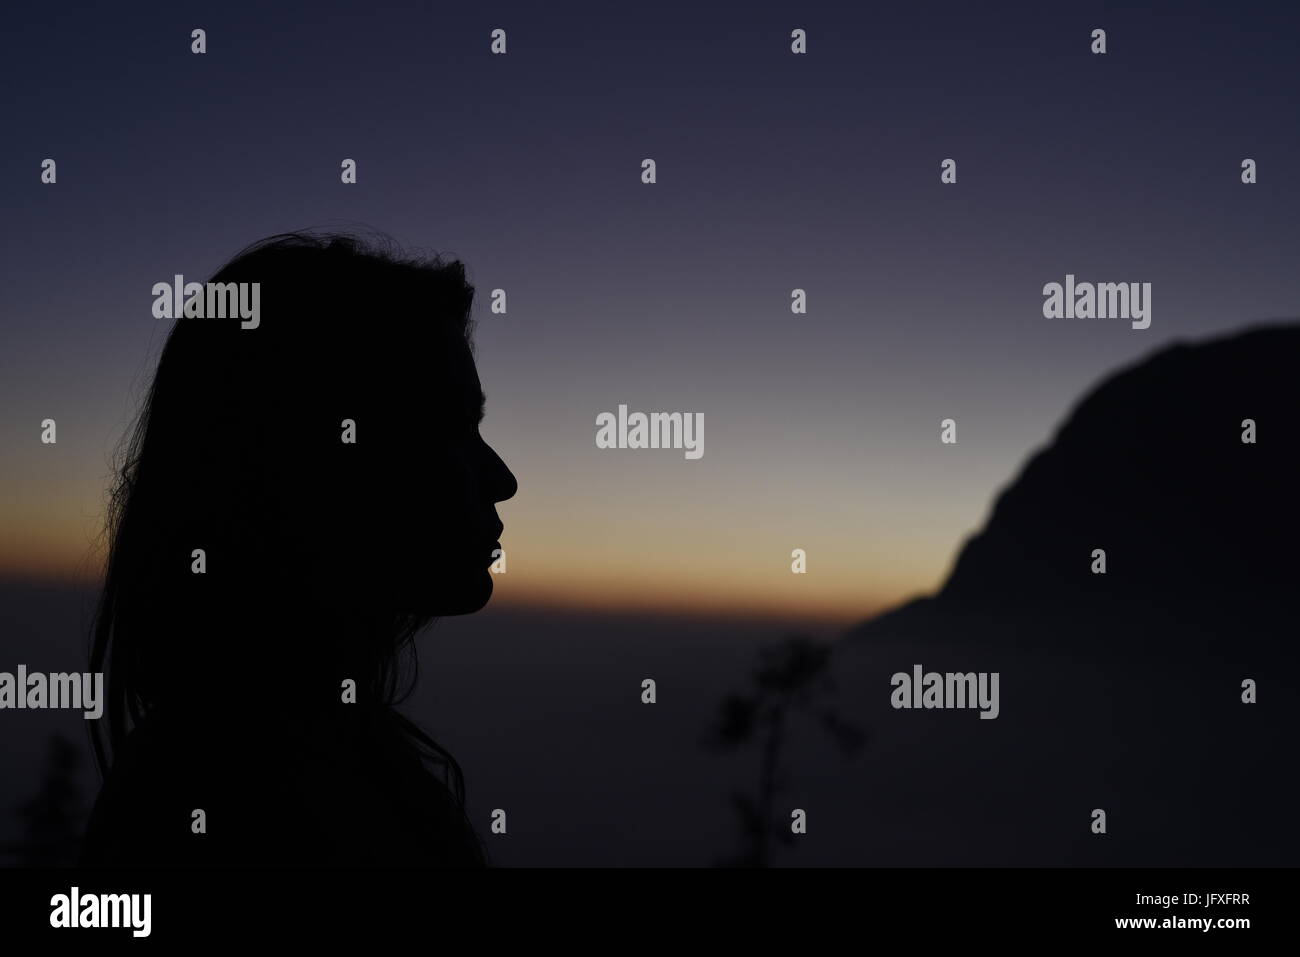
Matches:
[485,523,504,564]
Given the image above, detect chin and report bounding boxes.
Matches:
[430,569,494,616]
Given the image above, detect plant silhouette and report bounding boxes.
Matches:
[703,635,866,867]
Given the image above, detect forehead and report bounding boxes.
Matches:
[383,330,482,405]
[433,334,481,395]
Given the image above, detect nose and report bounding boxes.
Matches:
[485,441,517,503]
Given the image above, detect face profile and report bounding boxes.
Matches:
[80,231,517,867]
[318,320,517,618]
[398,333,517,616]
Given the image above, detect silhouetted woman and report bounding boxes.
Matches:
[80,232,517,866]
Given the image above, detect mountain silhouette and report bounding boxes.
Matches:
[848,322,1299,657]
[800,323,1300,866]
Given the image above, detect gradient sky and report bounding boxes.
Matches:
[2,1,1298,625]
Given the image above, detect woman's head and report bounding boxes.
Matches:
[91,231,516,769]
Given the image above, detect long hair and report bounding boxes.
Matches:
[88,231,484,850]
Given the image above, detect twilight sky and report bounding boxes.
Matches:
[2,1,1297,624]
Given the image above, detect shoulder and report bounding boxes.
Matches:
[79,717,329,867]
[80,720,201,866]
